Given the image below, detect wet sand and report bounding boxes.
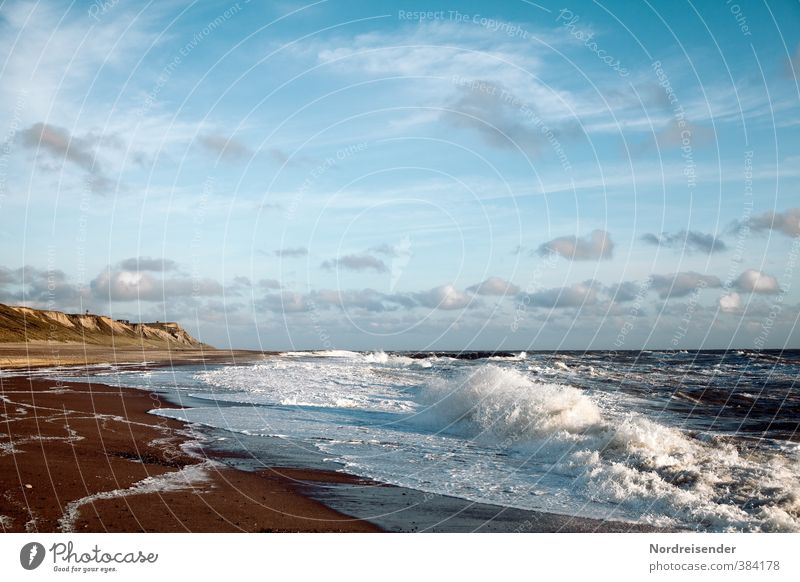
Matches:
[0,342,270,370]
[0,372,379,532]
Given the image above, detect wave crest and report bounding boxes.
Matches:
[418,365,601,438]
[414,364,800,531]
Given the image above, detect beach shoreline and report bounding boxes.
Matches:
[0,367,382,532]
[0,348,663,533]
[0,341,273,370]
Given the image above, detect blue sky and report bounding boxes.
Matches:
[1,0,799,350]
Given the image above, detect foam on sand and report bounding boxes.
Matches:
[58,461,217,532]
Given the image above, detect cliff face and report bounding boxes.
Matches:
[0,304,205,348]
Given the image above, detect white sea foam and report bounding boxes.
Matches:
[417,365,601,438]
[310,349,362,358]
[413,365,800,531]
[194,356,420,412]
[363,351,432,368]
[489,351,527,361]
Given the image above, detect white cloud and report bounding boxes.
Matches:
[198,133,253,162]
[467,276,520,296]
[640,230,727,254]
[17,122,118,193]
[311,21,757,140]
[0,2,216,200]
[321,254,388,273]
[415,284,472,310]
[0,1,159,123]
[91,270,223,302]
[538,230,614,261]
[118,257,178,272]
[259,292,309,313]
[649,272,722,299]
[605,281,642,303]
[442,80,577,154]
[19,122,97,171]
[91,271,155,301]
[313,21,594,127]
[0,264,86,307]
[317,23,543,85]
[748,208,800,238]
[734,270,781,294]
[312,288,396,312]
[719,292,742,313]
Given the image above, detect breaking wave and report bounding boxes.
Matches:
[414,365,800,531]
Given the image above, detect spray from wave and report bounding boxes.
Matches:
[363,351,433,368]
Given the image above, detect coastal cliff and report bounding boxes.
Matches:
[0,303,204,348]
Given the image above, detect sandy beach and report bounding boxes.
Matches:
[0,347,380,533]
[0,342,267,370]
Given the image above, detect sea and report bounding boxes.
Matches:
[45,349,800,532]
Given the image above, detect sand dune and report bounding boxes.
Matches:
[0,303,204,347]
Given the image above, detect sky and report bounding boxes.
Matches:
[0,0,799,351]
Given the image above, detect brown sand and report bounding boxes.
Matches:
[0,342,269,370]
[0,371,380,532]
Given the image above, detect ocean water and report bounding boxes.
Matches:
[54,350,800,532]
